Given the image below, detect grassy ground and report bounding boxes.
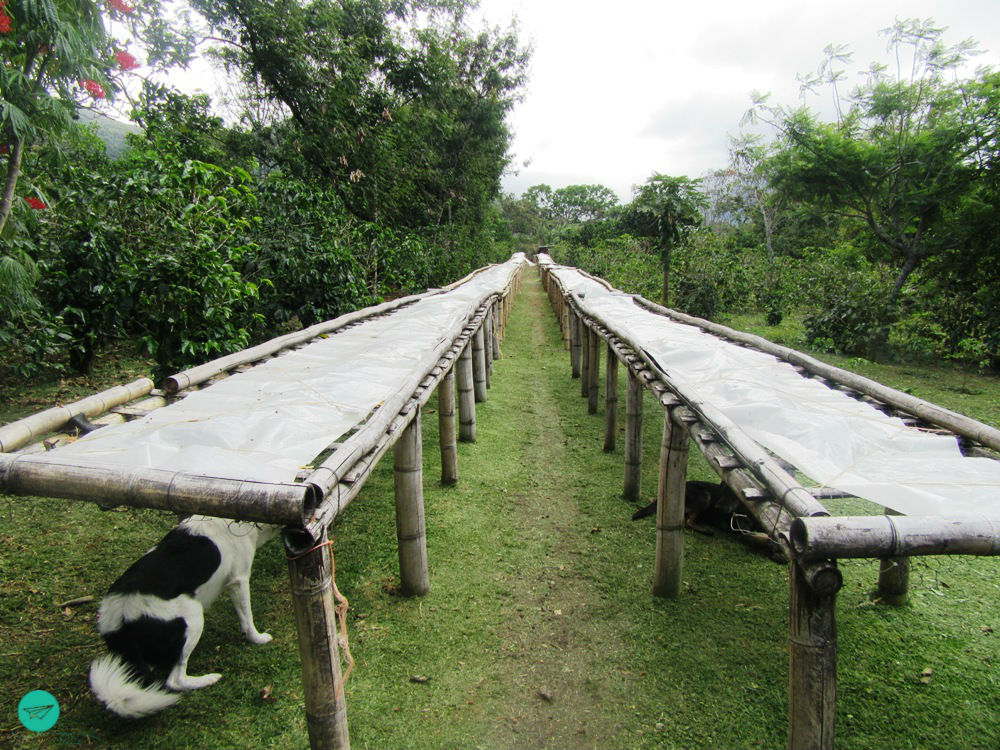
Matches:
[1,274,999,748]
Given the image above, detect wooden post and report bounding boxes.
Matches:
[876,507,909,605]
[472,326,488,403]
[491,302,501,360]
[603,343,618,452]
[569,308,581,379]
[285,527,351,750]
[457,343,476,443]
[788,560,840,750]
[394,411,430,596]
[624,368,643,501]
[484,312,493,388]
[438,367,458,485]
[653,408,689,597]
[580,320,591,398]
[588,329,600,414]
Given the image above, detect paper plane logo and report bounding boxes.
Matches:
[18,690,60,732]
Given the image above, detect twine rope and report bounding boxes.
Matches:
[286,539,354,682]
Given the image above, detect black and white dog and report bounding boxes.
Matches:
[89,515,280,718]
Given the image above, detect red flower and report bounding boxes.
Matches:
[114,50,140,71]
[25,197,48,210]
[0,1,12,34]
[80,79,106,99]
[108,0,135,12]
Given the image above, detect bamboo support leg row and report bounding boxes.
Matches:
[485,311,494,385]
[285,528,351,750]
[624,368,644,501]
[653,409,689,598]
[588,329,600,414]
[580,321,591,398]
[438,367,458,485]
[457,342,476,443]
[603,343,618,452]
[394,411,430,597]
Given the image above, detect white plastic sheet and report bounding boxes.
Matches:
[550,264,1000,516]
[55,256,526,484]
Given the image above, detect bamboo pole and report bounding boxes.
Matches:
[876,507,909,605]
[580,320,591,398]
[0,452,312,524]
[472,326,488,403]
[457,342,476,443]
[0,377,154,453]
[491,302,501,360]
[788,559,840,750]
[285,527,350,750]
[603,343,619,452]
[485,307,494,385]
[438,367,458,485]
[624,369,644,501]
[632,295,1000,454]
[791,514,1000,559]
[588,328,600,414]
[653,408,689,598]
[165,294,438,394]
[394,410,430,596]
[569,308,581,379]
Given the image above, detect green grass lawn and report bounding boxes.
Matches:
[1,275,998,749]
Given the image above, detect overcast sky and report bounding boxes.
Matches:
[470,0,1000,201]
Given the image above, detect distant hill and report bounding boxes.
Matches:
[75,109,142,159]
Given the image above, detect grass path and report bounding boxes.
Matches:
[3,271,1000,749]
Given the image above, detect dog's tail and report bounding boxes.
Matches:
[89,653,181,718]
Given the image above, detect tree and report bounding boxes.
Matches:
[749,19,994,354]
[621,173,706,306]
[189,0,527,230]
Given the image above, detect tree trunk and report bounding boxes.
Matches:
[870,251,920,360]
[0,137,25,235]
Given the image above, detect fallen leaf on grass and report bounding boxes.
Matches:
[919,668,933,684]
[981,625,993,635]
[259,685,276,703]
[537,689,553,703]
[410,675,431,684]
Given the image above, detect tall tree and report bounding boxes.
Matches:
[749,19,994,353]
[621,173,706,306]
[190,0,527,230]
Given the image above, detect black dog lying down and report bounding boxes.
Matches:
[632,480,786,562]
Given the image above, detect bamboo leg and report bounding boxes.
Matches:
[569,308,581,379]
[580,321,591,398]
[788,561,840,750]
[438,367,457,485]
[394,411,430,596]
[491,302,501,360]
[285,528,351,750]
[472,326,488,403]
[624,369,643,501]
[587,329,600,414]
[603,343,618,452]
[484,312,493,387]
[653,409,689,597]
[874,507,908,605]
[457,343,476,443]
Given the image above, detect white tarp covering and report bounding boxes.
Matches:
[53,256,526,484]
[550,264,1000,516]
